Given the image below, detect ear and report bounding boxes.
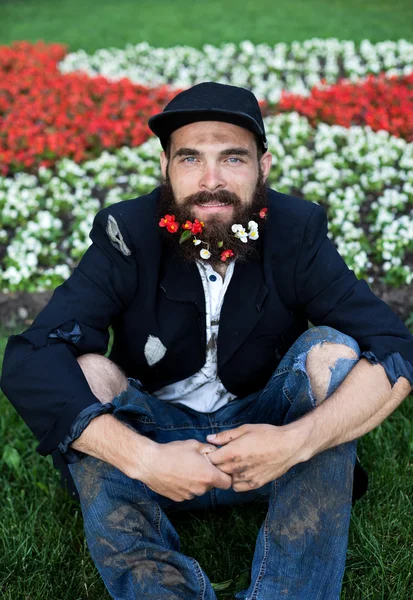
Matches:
[260,151,272,182]
[160,151,168,179]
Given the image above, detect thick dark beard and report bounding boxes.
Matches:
[158,171,268,267]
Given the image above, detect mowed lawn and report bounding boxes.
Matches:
[0,0,412,51]
[1,322,412,599]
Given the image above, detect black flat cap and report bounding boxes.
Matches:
[148,82,268,151]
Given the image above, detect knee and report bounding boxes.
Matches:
[303,327,360,405]
[77,353,128,403]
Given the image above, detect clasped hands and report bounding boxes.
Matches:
[139,423,303,503]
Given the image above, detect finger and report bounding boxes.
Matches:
[206,425,249,446]
[198,444,217,455]
[210,462,233,474]
[232,480,258,492]
[207,446,233,466]
[214,462,247,476]
[212,467,232,490]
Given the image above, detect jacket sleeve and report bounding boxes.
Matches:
[294,203,413,387]
[0,206,138,457]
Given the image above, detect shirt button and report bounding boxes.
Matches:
[209,274,217,282]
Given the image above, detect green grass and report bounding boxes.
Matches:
[1,327,412,599]
[0,0,412,52]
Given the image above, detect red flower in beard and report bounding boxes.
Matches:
[191,219,204,235]
[159,214,180,233]
[220,249,234,262]
[166,220,179,233]
[159,214,175,226]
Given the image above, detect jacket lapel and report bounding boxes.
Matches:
[159,248,205,308]
[158,241,269,370]
[218,252,268,368]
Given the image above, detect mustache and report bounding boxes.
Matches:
[180,189,242,209]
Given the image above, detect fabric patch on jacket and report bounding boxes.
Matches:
[106,214,131,256]
[48,321,84,344]
[144,335,167,366]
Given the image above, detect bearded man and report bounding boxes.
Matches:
[1,82,413,600]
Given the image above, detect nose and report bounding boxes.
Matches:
[199,161,226,192]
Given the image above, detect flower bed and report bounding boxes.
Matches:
[0,42,176,176]
[0,40,412,299]
[59,39,413,102]
[279,73,413,141]
[1,114,412,293]
[1,41,412,178]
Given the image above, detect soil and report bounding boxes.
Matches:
[0,280,412,332]
[0,291,53,331]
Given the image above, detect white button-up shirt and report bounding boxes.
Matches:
[153,260,237,412]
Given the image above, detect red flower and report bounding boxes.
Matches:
[220,249,234,262]
[167,222,179,233]
[182,220,193,230]
[0,42,179,175]
[191,219,204,235]
[277,74,413,141]
[160,214,180,232]
[259,208,268,219]
[159,214,176,227]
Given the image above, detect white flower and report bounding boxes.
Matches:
[248,220,258,231]
[234,226,248,243]
[249,229,259,240]
[54,264,71,279]
[231,224,243,233]
[59,39,413,102]
[193,238,202,245]
[200,249,211,259]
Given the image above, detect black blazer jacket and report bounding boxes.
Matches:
[1,187,413,460]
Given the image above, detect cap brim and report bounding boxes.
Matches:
[148,108,266,149]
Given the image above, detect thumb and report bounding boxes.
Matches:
[214,468,232,490]
[206,425,248,446]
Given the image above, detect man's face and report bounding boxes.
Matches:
[160,121,272,226]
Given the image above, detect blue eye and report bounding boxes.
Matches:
[227,157,241,163]
[183,156,197,162]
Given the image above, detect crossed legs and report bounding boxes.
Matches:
[71,326,360,599]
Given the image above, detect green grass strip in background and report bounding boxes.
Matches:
[0,0,413,52]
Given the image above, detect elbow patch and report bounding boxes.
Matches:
[48,321,84,345]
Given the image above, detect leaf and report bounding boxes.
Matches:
[211,579,232,591]
[36,482,49,494]
[2,445,21,471]
[217,240,224,248]
[179,230,192,244]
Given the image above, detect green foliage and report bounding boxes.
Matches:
[179,229,193,244]
[1,445,21,471]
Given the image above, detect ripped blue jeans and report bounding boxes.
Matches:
[69,326,360,600]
